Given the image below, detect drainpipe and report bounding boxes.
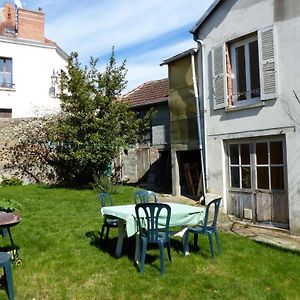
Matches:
[195,39,209,193]
[191,51,206,197]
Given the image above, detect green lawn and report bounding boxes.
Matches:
[0,185,299,299]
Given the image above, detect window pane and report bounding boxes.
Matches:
[249,40,260,98]
[6,59,12,73]
[257,167,269,189]
[0,59,3,71]
[0,72,3,86]
[235,45,247,101]
[241,144,250,164]
[256,143,268,164]
[271,167,284,189]
[270,141,283,164]
[230,144,239,164]
[242,166,251,188]
[231,167,240,188]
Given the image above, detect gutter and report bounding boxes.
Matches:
[195,39,209,193]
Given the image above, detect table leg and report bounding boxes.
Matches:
[115,219,126,258]
[182,230,190,256]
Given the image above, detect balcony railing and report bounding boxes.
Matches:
[0,82,15,89]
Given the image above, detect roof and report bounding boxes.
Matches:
[190,0,223,35]
[123,79,169,107]
[161,48,198,66]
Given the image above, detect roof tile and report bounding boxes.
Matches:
[123,78,168,107]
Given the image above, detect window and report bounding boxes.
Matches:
[230,36,260,103]
[229,143,251,189]
[228,139,285,191]
[212,26,276,110]
[256,141,285,190]
[0,108,12,118]
[0,57,13,89]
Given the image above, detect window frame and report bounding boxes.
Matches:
[230,35,260,106]
[255,141,286,191]
[212,26,276,111]
[228,143,252,191]
[0,57,14,89]
[227,138,286,192]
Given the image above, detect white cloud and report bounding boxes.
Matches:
[45,0,213,56]
[124,38,198,91]
[33,0,214,92]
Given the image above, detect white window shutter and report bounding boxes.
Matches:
[258,26,277,100]
[212,44,227,109]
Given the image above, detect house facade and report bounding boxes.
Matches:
[118,79,171,191]
[0,2,67,118]
[189,0,300,235]
[164,0,300,234]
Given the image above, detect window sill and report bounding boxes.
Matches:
[0,87,16,92]
[225,101,265,112]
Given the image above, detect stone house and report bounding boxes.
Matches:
[0,2,67,118]
[119,78,171,191]
[165,0,300,235]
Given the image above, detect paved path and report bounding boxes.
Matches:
[158,194,300,253]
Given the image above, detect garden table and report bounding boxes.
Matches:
[101,202,205,260]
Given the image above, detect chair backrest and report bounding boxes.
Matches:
[98,192,113,207]
[202,197,222,231]
[133,190,148,204]
[135,203,171,243]
[146,191,158,203]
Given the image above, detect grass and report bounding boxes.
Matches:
[0,185,299,299]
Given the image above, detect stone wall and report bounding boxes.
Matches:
[0,118,45,183]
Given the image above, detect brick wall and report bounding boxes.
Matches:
[0,3,45,42]
[17,8,44,41]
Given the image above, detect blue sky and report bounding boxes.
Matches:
[20,0,214,91]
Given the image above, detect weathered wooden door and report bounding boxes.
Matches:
[227,138,288,227]
[137,148,150,180]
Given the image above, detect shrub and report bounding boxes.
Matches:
[1,176,23,187]
[92,176,121,194]
[0,198,21,212]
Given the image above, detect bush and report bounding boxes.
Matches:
[92,176,121,194]
[0,198,21,212]
[1,176,23,187]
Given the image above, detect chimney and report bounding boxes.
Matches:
[17,7,45,42]
[0,3,16,37]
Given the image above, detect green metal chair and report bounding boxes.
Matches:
[98,193,118,240]
[183,198,222,258]
[133,190,158,204]
[135,203,171,275]
[0,252,14,300]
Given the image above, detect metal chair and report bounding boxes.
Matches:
[0,252,14,300]
[98,193,118,240]
[183,198,222,258]
[133,190,158,204]
[135,203,171,275]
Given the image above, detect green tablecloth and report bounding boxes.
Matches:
[101,202,205,237]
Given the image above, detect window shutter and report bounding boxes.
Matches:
[212,44,227,109]
[258,26,276,100]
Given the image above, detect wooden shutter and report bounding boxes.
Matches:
[212,44,227,109]
[258,26,277,100]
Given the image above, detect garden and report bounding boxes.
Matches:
[0,184,299,299]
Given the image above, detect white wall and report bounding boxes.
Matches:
[0,38,67,117]
[195,0,300,234]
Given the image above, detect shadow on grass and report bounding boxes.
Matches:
[253,240,300,256]
[85,230,136,260]
[0,275,9,296]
